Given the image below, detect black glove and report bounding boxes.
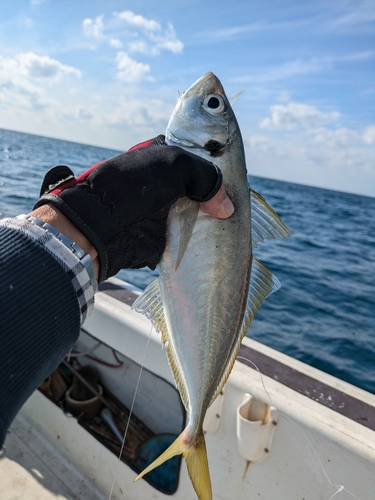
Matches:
[34,135,222,283]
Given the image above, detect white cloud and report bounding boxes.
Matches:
[277,91,292,102]
[234,52,374,86]
[234,58,325,85]
[81,12,183,56]
[20,16,34,28]
[109,38,123,49]
[313,125,375,147]
[260,102,340,130]
[82,16,104,39]
[155,24,184,54]
[0,52,81,113]
[0,53,81,87]
[116,11,160,32]
[128,41,148,54]
[115,52,153,83]
[313,128,359,147]
[14,52,81,80]
[80,12,183,83]
[105,97,168,131]
[246,127,375,196]
[329,1,375,29]
[249,135,272,153]
[76,108,93,120]
[196,18,316,44]
[259,99,375,154]
[362,125,375,144]
[246,97,375,196]
[114,11,183,55]
[206,22,267,41]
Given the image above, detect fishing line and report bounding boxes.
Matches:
[237,356,362,500]
[107,324,153,500]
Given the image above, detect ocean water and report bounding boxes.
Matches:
[1,128,374,395]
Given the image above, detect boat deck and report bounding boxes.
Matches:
[0,412,105,500]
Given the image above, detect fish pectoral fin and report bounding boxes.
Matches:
[175,197,200,270]
[250,188,290,248]
[132,279,169,344]
[242,256,281,334]
[135,427,212,500]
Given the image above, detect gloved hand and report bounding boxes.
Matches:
[34,135,225,283]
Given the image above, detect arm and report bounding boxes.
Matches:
[30,203,100,279]
[0,224,82,447]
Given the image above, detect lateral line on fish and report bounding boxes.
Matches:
[108,325,153,500]
[237,355,361,500]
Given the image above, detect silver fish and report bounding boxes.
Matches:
[133,72,290,499]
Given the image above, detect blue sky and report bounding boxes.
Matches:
[1,0,374,196]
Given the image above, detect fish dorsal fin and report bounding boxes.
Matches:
[229,90,244,105]
[132,279,190,410]
[208,257,280,406]
[251,188,290,248]
[175,197,200,270]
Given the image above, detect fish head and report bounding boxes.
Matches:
[166,72,240,161]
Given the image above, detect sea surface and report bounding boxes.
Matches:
[1,128,374,395]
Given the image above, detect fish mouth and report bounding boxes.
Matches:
[166,131,226,158]
[166,130,200,149]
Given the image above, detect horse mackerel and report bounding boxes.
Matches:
[133,72,289,499]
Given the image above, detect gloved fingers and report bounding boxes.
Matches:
[39,165,75,197]
[166,146,223,203]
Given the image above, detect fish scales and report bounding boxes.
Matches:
[133,72,290,500]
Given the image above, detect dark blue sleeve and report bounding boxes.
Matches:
[0,226,81,448]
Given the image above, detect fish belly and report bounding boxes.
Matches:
[159,192,251,421]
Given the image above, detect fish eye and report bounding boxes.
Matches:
[203,94,225,115]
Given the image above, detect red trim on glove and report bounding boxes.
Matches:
[127,139,153,152]
[50,161,105,194]
[51,140,153,195]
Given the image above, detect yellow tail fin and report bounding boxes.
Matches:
[134,427,212,500]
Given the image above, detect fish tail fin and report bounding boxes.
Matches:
[135,426,212,500]
[184,430,212,500]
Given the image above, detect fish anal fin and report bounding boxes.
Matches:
[132,279,189,409]
[175,198,199,270]
[165,340,189,410]
[250,188,290,248]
